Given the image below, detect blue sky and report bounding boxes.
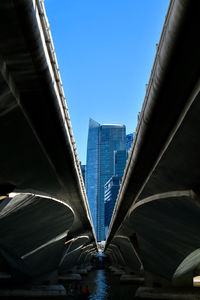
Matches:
[45,0,170,164]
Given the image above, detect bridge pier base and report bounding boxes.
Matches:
[143,270,194,288]
[135,287,200,299]
[59,274,82,281]
[33,270,59,285]
[0,285,66,297]
[135,271,198,299]
[120,274,144,284]
[144,271,171,288]
[172,269,194,287]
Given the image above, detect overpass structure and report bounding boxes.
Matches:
[0,0,96,285]
[1,0,200,295]
[105,0,200,290]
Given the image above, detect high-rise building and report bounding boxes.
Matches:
[85,119,100,234]
[86,118,126,241]
[114,150,128,178]
[104,149,128,237]
[104,175,121,237]
[80,162,86,185]
[126,133,134,151]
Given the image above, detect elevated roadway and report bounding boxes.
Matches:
[105,0,200,288]
[0,0,96,284]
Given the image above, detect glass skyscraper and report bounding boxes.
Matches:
[104,176,122,237]
[104,149,128,237]
[86,118,126,241]
[126,133,134,151]
[114,150,128,178]
[80,162,86,185]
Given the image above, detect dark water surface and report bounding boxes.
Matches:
[81,269,137,300]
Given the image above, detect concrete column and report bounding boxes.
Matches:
[144,271,171,288]
[172,269,194,287]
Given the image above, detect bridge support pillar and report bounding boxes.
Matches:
[135,271,196,299]
[135,287,200,299]
[172,269,194,287]
[34,270,59,285]
[144,271,171,288]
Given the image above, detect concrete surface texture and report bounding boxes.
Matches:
[0,0,97,284]
[0,193,73,279]
[105,0,200,289]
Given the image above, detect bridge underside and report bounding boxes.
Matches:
[0,0,96,285]
[105,0,200,288]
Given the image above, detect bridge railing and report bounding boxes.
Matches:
[32,0,96,241]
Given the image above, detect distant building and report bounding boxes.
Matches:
[114,150,128,178]
[104,150,128,237]
[104,176,121,237]
[80,163,86,185]
[86,118,126,241]
[126,133,134,151]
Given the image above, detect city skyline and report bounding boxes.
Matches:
[45,0,170,164]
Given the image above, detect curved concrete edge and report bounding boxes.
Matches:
[106,0,197,246]
[105,235,142,274]
[59,235,91,266]
[59,242,95,274]
[128,190,200,285]
[129,190,195,214]
[0,193,75,279]
[106,244,125,266]
[0,0,96,244]
[173,248,200,287]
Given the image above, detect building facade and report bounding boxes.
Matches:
[114,150,128,178]
[86,118,126,241]
[104,149,128,237]
[126,133,134,152]
[80,163,86,185]
[104,176,122,237]
[85,119,100,233]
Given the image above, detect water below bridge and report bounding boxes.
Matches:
[67,269,138,299]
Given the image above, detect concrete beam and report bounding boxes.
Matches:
[110,236,142,274]
[106,0,200,245]
[0,193,74,281]
[0,0,96,243]
[129,190,200,286]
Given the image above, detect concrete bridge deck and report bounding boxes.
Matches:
[105,0,200,289]
[1,0,200,296]
[0,0,96,285]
